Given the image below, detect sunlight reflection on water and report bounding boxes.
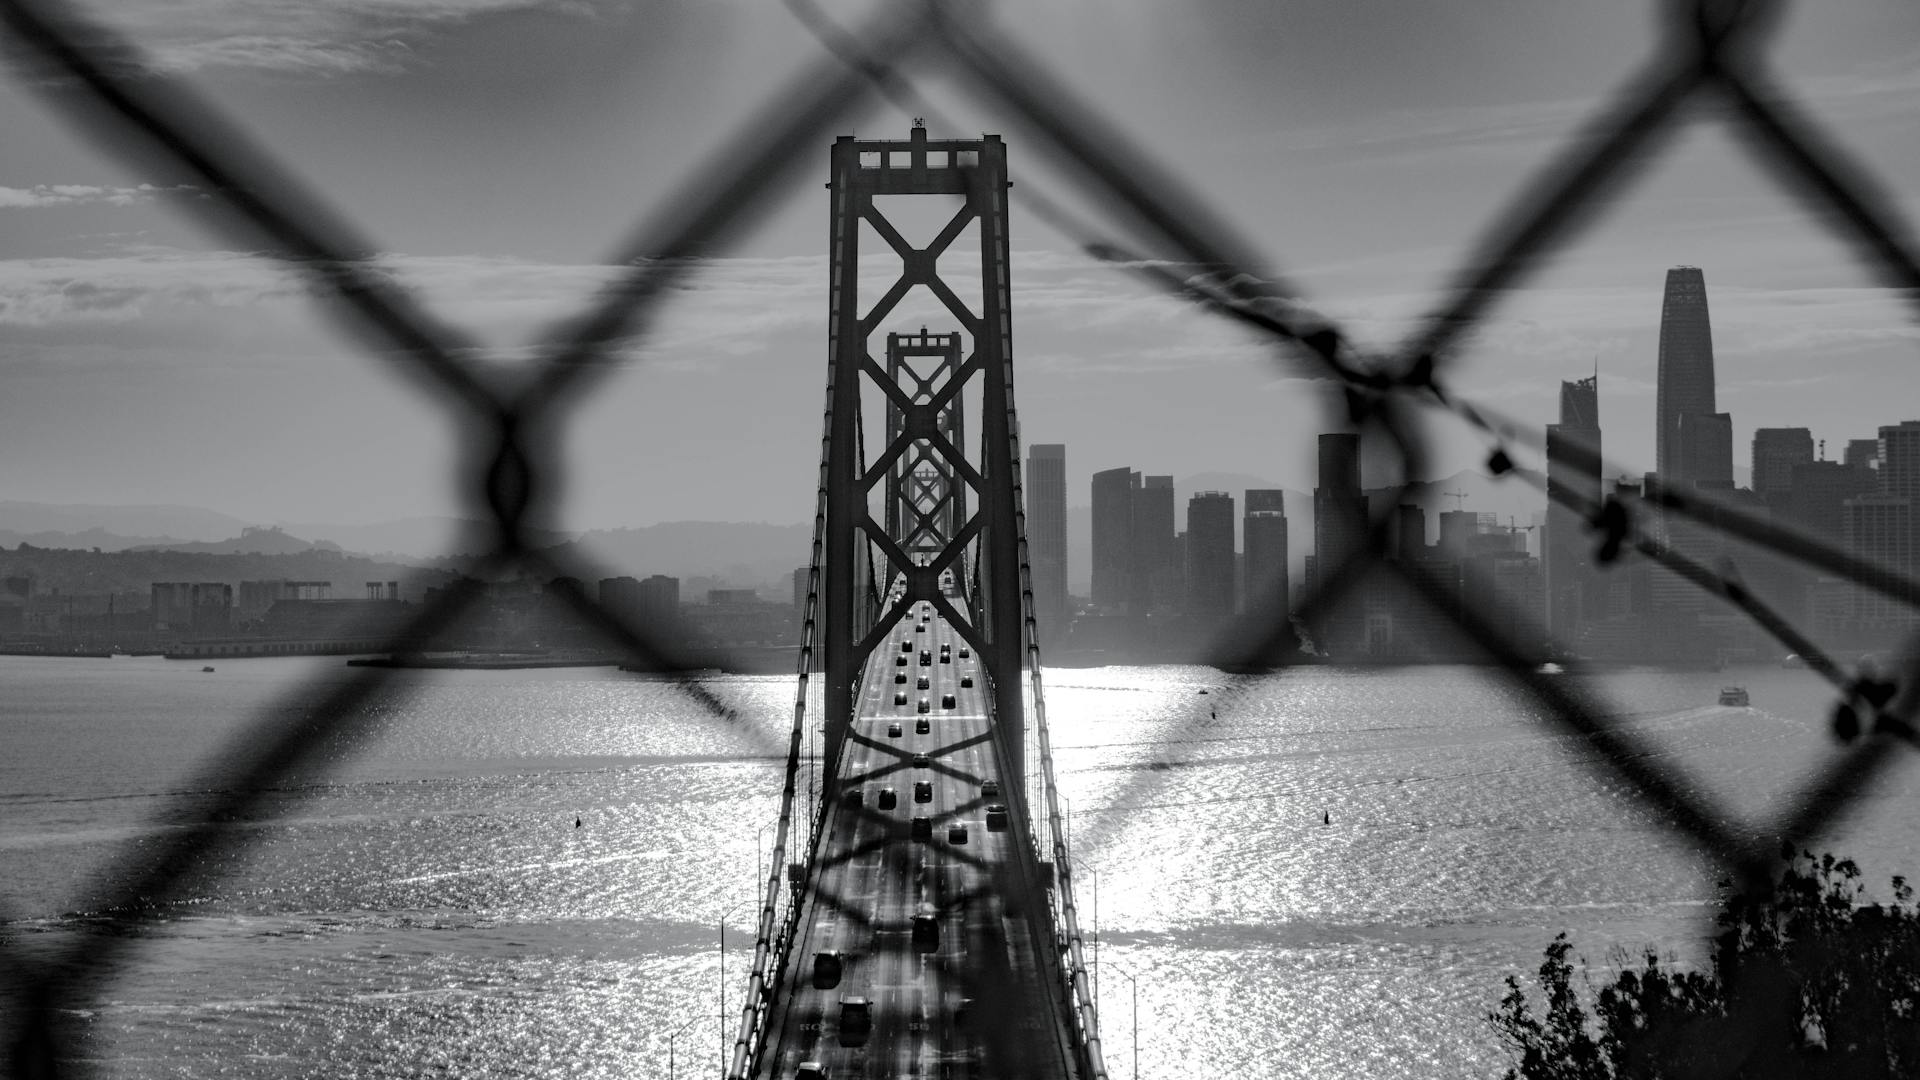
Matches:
[3,657,1916,1077]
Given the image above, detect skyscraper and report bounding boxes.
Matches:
[1846,438,1881,473]
[1677,411,1734,490]
[1392,504,1426,564]
[1878,421,1920,502]
[1655,266,1716,483]
[1243,489,1289,614]
[1313,433,1366,577]
[1025,444,1068,635]
[1752,428,1814,504]
[1133,475,1178,612]
[1844,495,1916,631]
[1185,491,1236,616]
[1090,467,1139,611]
[1788,461,1878,542]
[1311,433,1368,654]
[1545,373,1602,643]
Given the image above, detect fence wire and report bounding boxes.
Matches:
[4,0,1920,1076]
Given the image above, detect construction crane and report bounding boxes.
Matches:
[1441,490,1470,511]
[1502,516,1540,553]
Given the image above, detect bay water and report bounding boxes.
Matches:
[3,656,1915,1077]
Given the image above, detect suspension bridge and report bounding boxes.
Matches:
[719,124,1104,1079]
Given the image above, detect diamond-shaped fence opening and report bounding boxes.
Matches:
[6,0,1920,1076]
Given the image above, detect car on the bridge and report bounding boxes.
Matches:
[915,716,930,734]
[916,698,930,714]
[837,998,872,1047]
[877,787,897,809]
[941,693,956,709]
[895,672,906,684]
[811,951,843,989]
[796,1062,828,1080]
[985,804,1008,832]
[981,779,1000,798]
[887,721,903,737]
[915,623,925,633]
[911,913,940,953]
[917,676,929,689]
[912,753,931,768]
[947,824,968,845]
[893,691,906,706]
[910,815,932,840]
[960,675,974,688]
[953,998,973,1029]
[843,787,863,808]
[900,641,912,653]
[919,650,932,665]
[895,655,906,667]
[959,646,970,658]
[914,780,932,803]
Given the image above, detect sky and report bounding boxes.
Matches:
[1,0,1917,534]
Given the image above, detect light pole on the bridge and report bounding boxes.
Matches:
[1101,960,1141,1080]
[665,1013,702,1080]
[719,897,753,1078]
[755,813,782,892]
[1066,853,1098,1009]
[808,722,825,842]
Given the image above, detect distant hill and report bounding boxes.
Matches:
[0,526,189,552]
[281,517,576,559]
[552,522,815,591]
[0,503,579,561]
[0,501,249,545]
[130,526,342,556]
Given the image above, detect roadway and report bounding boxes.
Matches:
[755,600,1077,1080]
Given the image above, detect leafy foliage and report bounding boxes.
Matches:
[1490,850,1920,1079]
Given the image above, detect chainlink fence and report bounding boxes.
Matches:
[4,0,1920,1076]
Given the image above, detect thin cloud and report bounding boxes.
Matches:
[73,0,612,75]
[0,183,192,209]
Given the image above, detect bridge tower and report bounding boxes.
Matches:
[884,328,968,563]
[822,124,1026,785]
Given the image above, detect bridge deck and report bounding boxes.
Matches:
[757,603,1077,1079]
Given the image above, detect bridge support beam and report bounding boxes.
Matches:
[821,123,1024,787]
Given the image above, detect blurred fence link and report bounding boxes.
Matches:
[5,0,1920,1075]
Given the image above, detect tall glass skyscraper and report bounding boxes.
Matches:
[1090,467,1139,611]
[1024,444,1068,636]
[1545,374,1601,641]
[1243,489,1289,614]
[1655,266,1717,483]
[1184,492,1237,616]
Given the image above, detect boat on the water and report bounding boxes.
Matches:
[1718,686,1749,707]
